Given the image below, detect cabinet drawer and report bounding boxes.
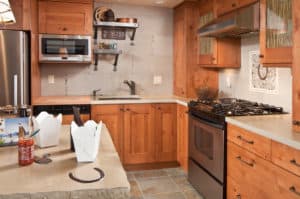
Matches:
[227,124,271,160]
[272,141,300,176]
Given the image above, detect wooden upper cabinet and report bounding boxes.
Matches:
[155,104,177,162]
[0,0,31,30]
[217,0,258,16]
[198,1,241,68]
[260,0,293,67]
[91,105,124,161]
[123,104,156,164]
[38,0,93,35]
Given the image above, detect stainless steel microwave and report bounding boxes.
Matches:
[39,34,92,63]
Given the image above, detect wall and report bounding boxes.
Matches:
[219,36,292,112]
[41,2,173,96]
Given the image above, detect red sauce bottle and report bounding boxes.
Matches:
[18,126,34,166]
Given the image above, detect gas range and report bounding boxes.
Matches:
[188,98,286,125]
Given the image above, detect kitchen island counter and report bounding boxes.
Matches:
[0,125,130,199]
[226,114,300,150]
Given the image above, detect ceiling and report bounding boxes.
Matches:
[94,0,185,8]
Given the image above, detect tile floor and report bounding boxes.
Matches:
[127,168,204,199]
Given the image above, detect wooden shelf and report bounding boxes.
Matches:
[93,49,122,71]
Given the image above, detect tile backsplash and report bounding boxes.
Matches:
[41,3,173,96]
[219,36,292,112]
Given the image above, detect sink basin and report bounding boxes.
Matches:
[96,95,141,100]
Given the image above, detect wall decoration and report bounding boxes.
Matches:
[249,50,279,94]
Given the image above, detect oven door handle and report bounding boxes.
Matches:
[189,113,224,130]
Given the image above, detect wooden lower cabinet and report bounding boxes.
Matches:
[177,104,188,171]
[91,103,178,165]
[62,114,90,125]
[123,104,156,164]
[91,105,124,160]
[227,125,300,199]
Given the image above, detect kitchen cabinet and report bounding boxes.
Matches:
[177,104,188,172]
[227,124,300,199]
[198,0,241,68]
[216,0,258,16]
[38,0,93,35]
[155,104,177,162]
[91,105,124,160]
[123,104,156,164]
[293,0,300,132]
[91,103,177,165]
[61,114,90,125]
[173,1,218,98]
[0,0,32,31]
[260,0,293,67]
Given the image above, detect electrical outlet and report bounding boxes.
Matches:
[153,75,162,85]
[48,75,55,84]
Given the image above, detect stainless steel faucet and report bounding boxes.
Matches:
[123,80,136,95]
[92,89,102,97]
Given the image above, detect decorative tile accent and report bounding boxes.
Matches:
[249,50,279,94]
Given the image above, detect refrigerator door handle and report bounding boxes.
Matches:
[14,74,18,107]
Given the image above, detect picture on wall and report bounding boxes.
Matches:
[249,50,279,94]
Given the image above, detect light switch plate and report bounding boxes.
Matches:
[153,75,162,85]
[48,75,55,84]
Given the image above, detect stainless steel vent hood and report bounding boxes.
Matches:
[198,3,260,37]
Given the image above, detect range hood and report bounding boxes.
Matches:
[198,3,259,37]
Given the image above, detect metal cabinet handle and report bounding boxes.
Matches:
[236,194,242,199]
[126,108,131,111]
[237,135,254,145]
[293,120,300,126]
[120,108,125,112]
[259,54,264,58]
[62,27,68,31]
[290,159,300,167]
[236,156,255,167]
[290,186,300,196]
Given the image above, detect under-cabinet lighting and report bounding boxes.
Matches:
[0,0,16,24]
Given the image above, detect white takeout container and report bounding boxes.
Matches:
[34,111,62,148]
[71,120,102,162]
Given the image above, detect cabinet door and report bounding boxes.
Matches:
[38,1,92,35]
[155,104,177,162]
[62,114,90,125]
[260,0,292,66]
[91,105,124,161]
[217,0,238,16]
[177,104,188,171]
[198,6,217,66]
[173,6,187,97]
[123,104,156,164]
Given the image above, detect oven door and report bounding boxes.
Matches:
[39,34,91,63]
[189,114,225,182]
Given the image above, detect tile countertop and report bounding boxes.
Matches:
[33,96,191,107]
[226,114,300,150]
[0,125,130,196]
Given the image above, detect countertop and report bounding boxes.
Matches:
[33,95,191,107]
[226,114,300,150]
[0,125,130,197]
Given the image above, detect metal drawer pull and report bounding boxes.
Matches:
[237,135,254,144]
[289,186,300,196]
[290,159,300,167]
[236,194,242,199]
[236,156,255,167]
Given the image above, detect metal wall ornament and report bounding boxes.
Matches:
[0,0,16,24]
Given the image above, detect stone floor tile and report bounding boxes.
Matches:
[127,173,136,181]
[183,190,204,199]
[171,175,194,192]
[134,169,168,180]
[144,192,185,199]
[138,177,180,196]
[164,168,186,177]
[129,180,143,199]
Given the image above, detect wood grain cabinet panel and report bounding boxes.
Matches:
[271,141,300,176]
[123,104,156,164]
[91,105,124,161]
[38,0,92,35]
[227,124,271,160]
[260,0,293,67]
[62,114,90,125]
[155,104,177,162]
[217,0,258,16]
[177,104,188,171]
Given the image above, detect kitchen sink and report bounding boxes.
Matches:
[96,95,141,100]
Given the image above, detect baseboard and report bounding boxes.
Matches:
[124,161,180,171]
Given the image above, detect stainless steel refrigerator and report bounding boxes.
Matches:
[0,30,30,107]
